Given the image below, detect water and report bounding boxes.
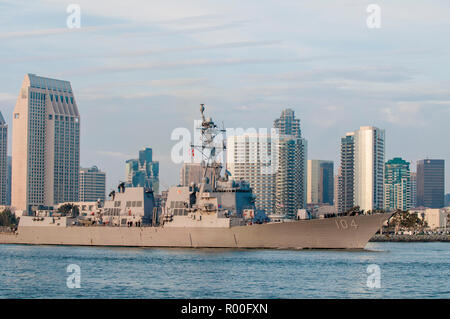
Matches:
[0,242,448,298]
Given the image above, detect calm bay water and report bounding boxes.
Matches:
[0,242,448,298]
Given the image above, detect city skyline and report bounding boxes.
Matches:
[0,73,447,204]
[0,1,449,193]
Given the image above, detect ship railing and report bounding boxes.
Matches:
[0,226,16,233]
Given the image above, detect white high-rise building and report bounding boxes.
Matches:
[353,126,385,212]
[79,166,106,202]
[227,130,306,218]
[12,74,80,213]
[227,133,278,215]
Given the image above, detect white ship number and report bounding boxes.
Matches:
[335,219,358,230]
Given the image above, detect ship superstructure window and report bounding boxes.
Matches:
[103,208,120,216]
[173,208,187,216]
[170,201,186,208]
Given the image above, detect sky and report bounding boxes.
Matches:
[0,0,449,194]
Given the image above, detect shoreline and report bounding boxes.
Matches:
[370,234,450,242]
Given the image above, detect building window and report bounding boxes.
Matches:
[14,113,19,119]
[49,115,53,120]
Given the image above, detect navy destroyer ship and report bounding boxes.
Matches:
[0,105,392,249]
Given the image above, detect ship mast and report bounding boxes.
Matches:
[191,104,226,189]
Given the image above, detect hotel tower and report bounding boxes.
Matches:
[12,74,80,213]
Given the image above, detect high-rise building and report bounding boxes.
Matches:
[337,126,385,213]
[6,156,11,206]
[334,172,340,212]
[12,74,80,213]
[384,157,410,211]
[275,136,306,218]
[273,108,307,210]
[410,172,417,208]
[0,112,7,205]
[274,109,301,137]
[445,193,450,207]
[180,162,214,186]
[125,147,159,194]
[227,109,307,218]
[307,160,334,205]
[417,159,445,208]
[353,126,385,212]
[337,133,354,213]
[79,166,106,202]
[227,133,277,214]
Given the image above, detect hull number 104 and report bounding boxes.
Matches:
[335,218,358,230]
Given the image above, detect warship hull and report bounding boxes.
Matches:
[0,213,391,249]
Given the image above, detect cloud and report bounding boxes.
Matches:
[382,102,423,126]
[2,40,280,64]
[381,100,450,126]
[0,92,16,102]
[64,57,304,76]
[0,24,135,39]
[41,0,215,21]
[96,151,134,158]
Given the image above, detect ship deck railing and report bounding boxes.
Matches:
[0,226,16,233]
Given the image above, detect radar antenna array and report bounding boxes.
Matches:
[190,104,226,188]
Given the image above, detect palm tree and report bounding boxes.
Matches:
[0,209,18,227]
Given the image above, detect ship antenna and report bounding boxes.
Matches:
[190,104,226,189]
[200,104,206,122]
